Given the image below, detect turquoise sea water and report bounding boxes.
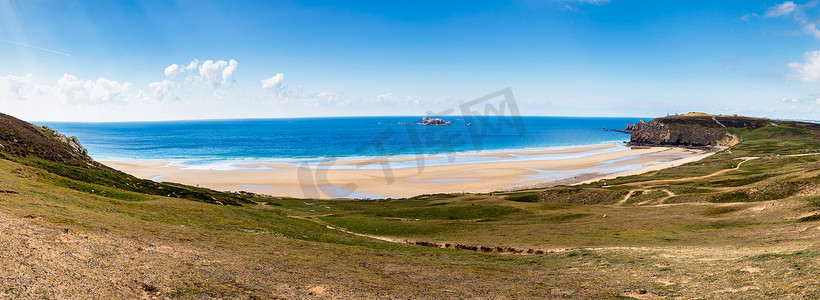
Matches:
[40,116,642,167]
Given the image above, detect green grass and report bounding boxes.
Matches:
[368,204,522,220]
[320,215,461,237]
[702,173,773,187]
[679,220,752,231]
[538,187,628,205]
[808,196,820,208]
[14,157,258,206]
[730,123,820,156]
[625,190,667,204]
[701,206,743,216]
[798,214,820,222]
[537,203,580,210]
[504,192,539,202]
[663,185,716,195]
[539,213,590,223]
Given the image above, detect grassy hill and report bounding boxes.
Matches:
[1,112,818,298]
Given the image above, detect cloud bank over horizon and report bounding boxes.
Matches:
[0,58,450,121]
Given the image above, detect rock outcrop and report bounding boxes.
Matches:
[42,126,88,157]
[624,114,767,148]
[422,117,451,125]
[624,119,647,132]
[0,113,92,165]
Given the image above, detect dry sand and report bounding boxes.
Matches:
[102,145,712,199]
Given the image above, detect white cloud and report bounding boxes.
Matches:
[405,95,422,106]
[261,73,285,91]
[0,74,42,101]
[164,64,182,78]
[149,79,178,101]
[0,58,451,121]
[197,59,238,90]
[261,73,288,102]
[158,59,239,96]
[739,13,758,21]
[186,59,199,71]
[765,1,797,17]
[788,50,820,81]
[55,74,133,104]
[374,92,393,103]
[222,59,238,86]
[312,91,351,107]
[761,1,820,39]
[0,73,156,121]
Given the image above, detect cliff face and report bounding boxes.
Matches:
[625,114,767,147]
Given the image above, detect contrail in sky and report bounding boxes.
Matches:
[0,38,71,56]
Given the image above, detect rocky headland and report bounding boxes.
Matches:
[621,113,770,148]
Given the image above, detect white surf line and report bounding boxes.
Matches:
[0,39,71,56]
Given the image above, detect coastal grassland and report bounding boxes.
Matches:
[8,156,818,299]
[3,152,820,298]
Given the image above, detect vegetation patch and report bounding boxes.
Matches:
[538,187,628,205]
[709,181,806,203]
[537,203,578,210]
[408,193,461,201]
[370,205,521,220]
[808,196,820,208]
[321,216,455,237]
[750,250,809,261]
[709,191,754,203]
[680,220,750,231]
[505,192,539,202]
[664,194,712,204]
[626,190,667,204]
[701,206,743,216]
[540,213,589,223]
[664,185,716,195]
[798,214,820,222]
[705,173,774,187]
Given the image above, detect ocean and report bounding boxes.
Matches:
[39,116,643,167]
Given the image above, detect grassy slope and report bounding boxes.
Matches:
[0,115,819,298]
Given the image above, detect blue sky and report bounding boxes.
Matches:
[1,0,820,121]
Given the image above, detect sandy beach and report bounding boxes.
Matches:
[102,144,712,199]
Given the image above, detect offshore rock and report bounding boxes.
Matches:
[422,117,451,125]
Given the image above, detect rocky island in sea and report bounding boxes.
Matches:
[396,116,453,125]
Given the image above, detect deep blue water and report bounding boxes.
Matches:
[39,116,641,163]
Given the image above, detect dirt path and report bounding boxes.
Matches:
[287,214,564,255]
[712,116,727,128]
[630,157,759,187]
[618,190,641,205]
